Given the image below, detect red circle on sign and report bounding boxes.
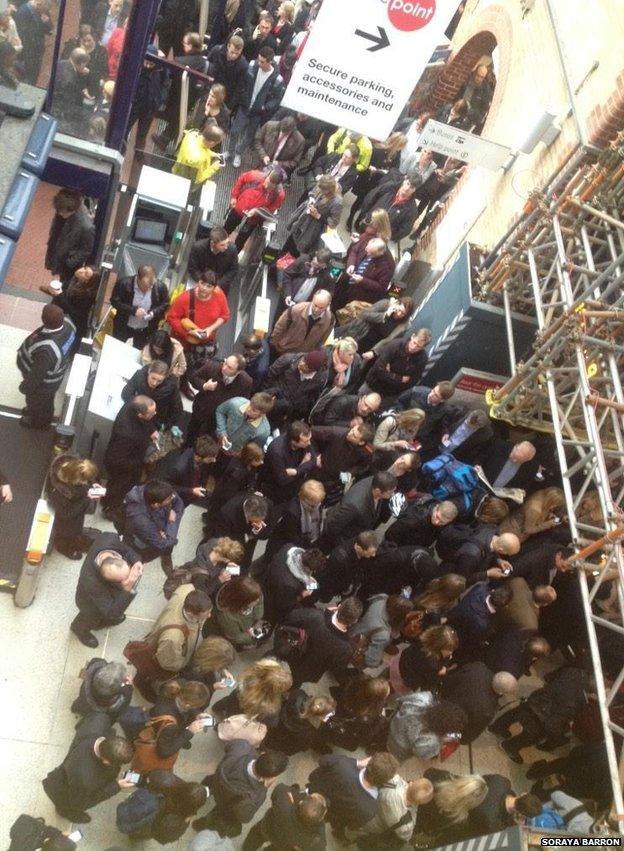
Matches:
[387,0,436,31]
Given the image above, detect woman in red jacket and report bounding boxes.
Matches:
[224,168,286,250]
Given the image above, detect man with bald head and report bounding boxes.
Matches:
[481,439,539,495]
[270,289,335,358]
[442,526,521,585]
[103,395,158,516]
[441,661,517,743]
[311,390,382,428]
[17,303,76,429]
[71,532,143,647]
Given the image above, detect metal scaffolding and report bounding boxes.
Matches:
[476,132,624,824]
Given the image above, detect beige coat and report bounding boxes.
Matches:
[270,301,335,355]
[148,583,204,673]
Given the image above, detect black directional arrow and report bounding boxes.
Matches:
[354,26,390,52]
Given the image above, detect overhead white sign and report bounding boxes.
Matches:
[282,0,462,140]
[419,119,511,170]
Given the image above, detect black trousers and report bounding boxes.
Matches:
[103,464,142,511]
[71,610,111,634]
[113,325,152,350]
[489,703,545,753]
[224,209,258,251]
[21,384,56,427]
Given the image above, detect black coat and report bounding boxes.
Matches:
[190,359,253,425]
[265,692,331,757]
[256,783,327,850]
[263,545,314,624]
[211,739,268,825]
[207,43,249,109]
[188,238,239,290]
[397,385,460,457]
[110,277,170,339]
[8,815,66,851]
[447,581,494,648]
[309,754,378,831]
[261,434,318,503]
[281,254,335,302]
[104,402,155,473]
[366,337,428,397]
[469,774,514,836]
[525,666,590,736]
[440,662,499,743]
[217,455,262,506]
[310,392,360,427]
[313,152,359,194]
[481,439,540,494]
[265,496,325,561]
[385,496,440,548]
[47,453,92,540]
[121,365,182,428]
[311,425,372,482]
[264,354,327,421]
[282,607,353,684]
[45,206,95,282]
[152,446,214,504]
[72,656,133,718]
[360,183,419,241]
[243,31,278,61]
[75,533,139,622]
[443,525,498,585]
[243,60,284,118]
[212,491,276,567]
[323,475,391,550]
[42,714,122,814]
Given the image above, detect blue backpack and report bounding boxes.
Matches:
[421,452,479,509]
[116,787,160,835]
[528,807,565,830]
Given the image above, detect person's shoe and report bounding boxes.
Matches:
[55,544,83,560]
[232,154,242,168]
[70,623,99,648]
[487,723,511,738]
[500,739,523,764]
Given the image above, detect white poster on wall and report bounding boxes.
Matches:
[282,0,462,140]
[419,119,511,170]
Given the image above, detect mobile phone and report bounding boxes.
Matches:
[88,485,106,497]
[226,563,241,576]
[552,516,562,525]
[203,715,217,730]
[447,732,462,741]
[221,674,236,688]
[251,625,266,639]
[68,830,83,842]
[222,437,232,451]
[502,567,512,576]
[124,771,141,784]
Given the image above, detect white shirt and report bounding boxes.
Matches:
[250,66,273,108]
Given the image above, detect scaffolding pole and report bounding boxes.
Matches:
[478,131,624,825]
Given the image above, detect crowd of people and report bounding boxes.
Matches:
[5,0,621,849]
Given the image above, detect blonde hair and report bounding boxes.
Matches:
[279,0,295,21]
[213,537,245,564]
[384,132,408,158]
[303,694,336,720]
[160,679,210,710]
[370,208,392,242]
[239,658,293,717]
[396,408,426,433]
[192,637,235,674]
[55,456,98,486]
[209,83,226,106]
[333,337,358,356]
[299,479,326,502]
[434,774,488,824]
[406,778,434,807]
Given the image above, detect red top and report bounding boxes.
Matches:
[167,286,230,346]
[106,27,126,80]
[230,170,286,217]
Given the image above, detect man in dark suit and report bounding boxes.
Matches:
[363,331,430,403]
[153,434,219,505]
[70,532,142,647]
[310,390,381,428]
[212,491,275,568]
[44,189,95,287]
[187,226,240,292]
[323,471,397,550]
[194,742,288,837]
[264,479,326,561]
[42,713,134,822]
[261,421,318,503]
[448,582,512,652]
[14,0,53,83]
[439,526,521,585]
[440,663,517,743]
[480,439,539,494]
[311,422,374,501]
[308,752,399,840]
[280,250,334,310]
[281,596,363,686]
[242,783,327,851]
[263,350,328,427]
[318,531,380,602]
[102,396,158,515]
[397,381,458,459]
[385,495,458,548]
[186,354,252,445]
[110,265,170,349]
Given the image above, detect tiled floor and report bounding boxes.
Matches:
[0,485,541,850]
